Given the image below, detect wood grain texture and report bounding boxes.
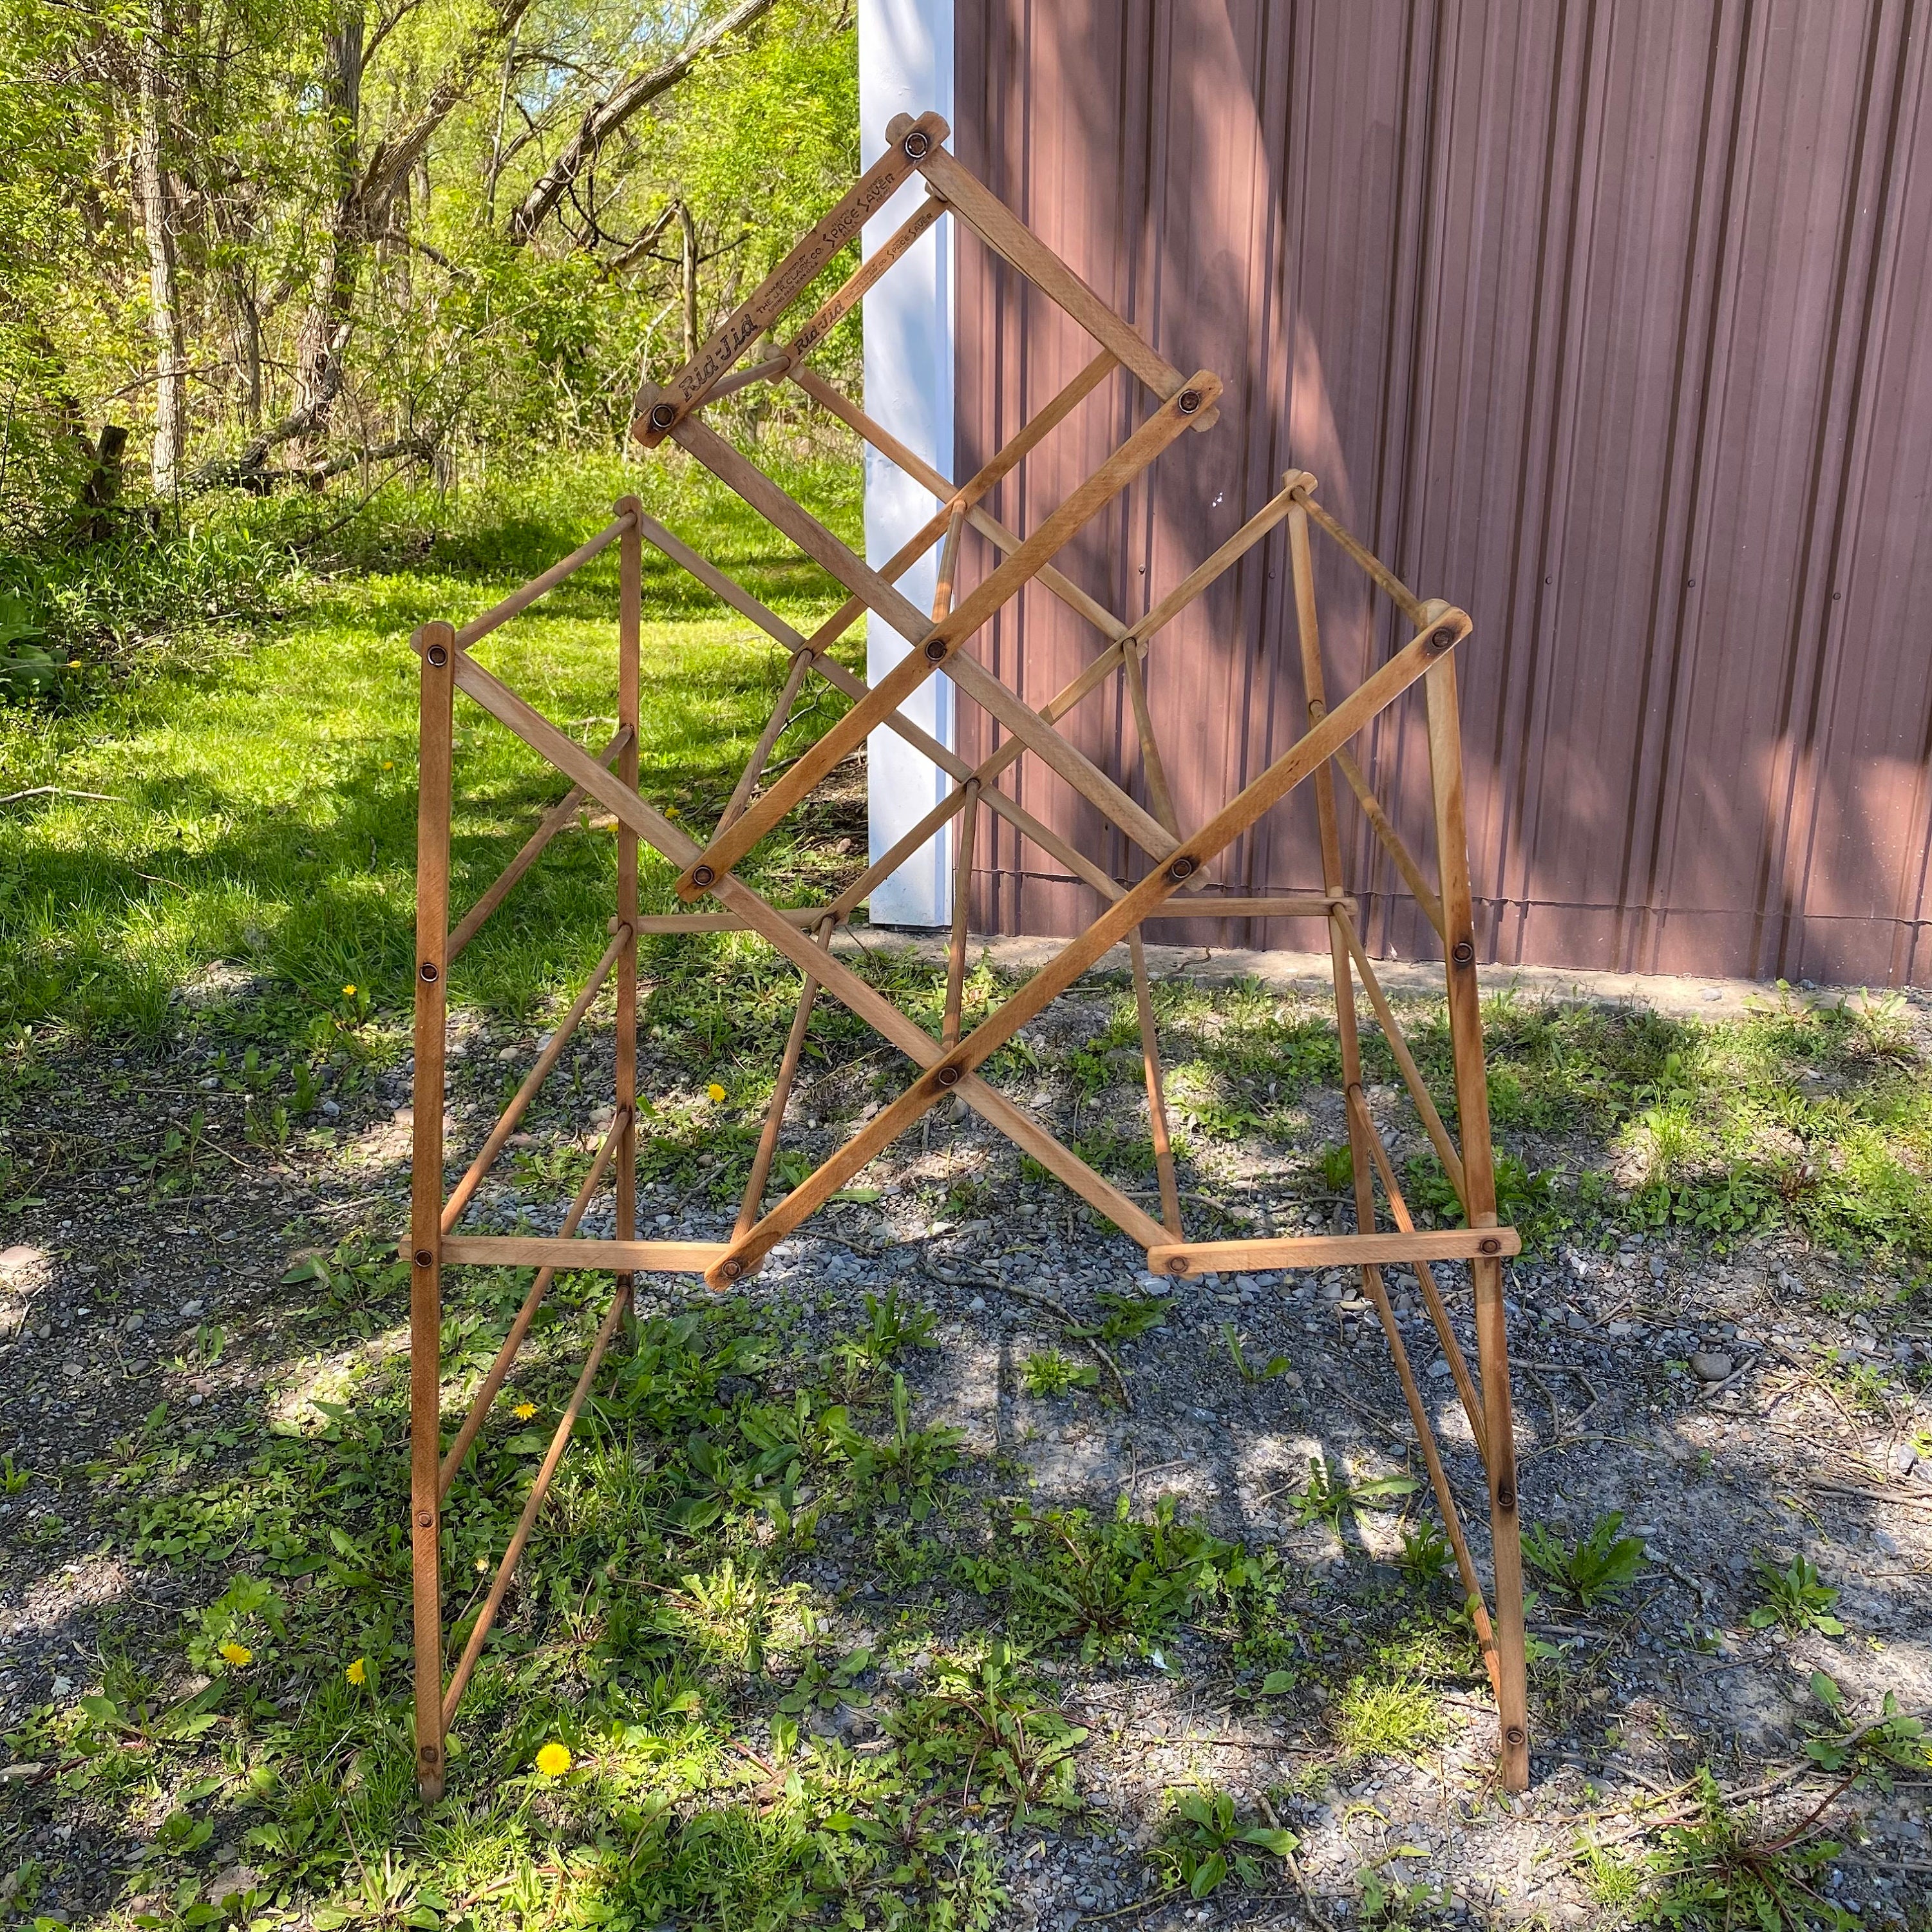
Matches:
[1146,1227,1520,1277]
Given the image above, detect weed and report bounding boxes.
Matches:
[1079,1289,1171,1346]
[897,1642,1086,1823]
[1293,1454,1420,1536]
[969,1495,1237,1663]
[1750,1555,1846,1636]
[1220,1320,1292,1383]
[1399,1522,1456,1589]
[1358,1862,1450,1927]
[1318,1143,1356,1190]
[1802,1672,1932,1787]
[1151,1786,1298,1900]
[1334,1674,1449,1764]
[1522,1511,1648,1607]
[1021,1349,1097,1398]
[1622,1769,1853,1929]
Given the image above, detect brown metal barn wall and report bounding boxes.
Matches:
[951,0,1932,986]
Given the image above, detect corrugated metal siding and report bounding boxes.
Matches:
[951,0,1932,985]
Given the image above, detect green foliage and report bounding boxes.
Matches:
[1801,1673,1932,1788]
[1292,1455,1419,1536]
[1522,1511,1649,1608]
[1151,1787,1298,1900]
[1749,1555,1846,1636]
[1399,1522,1455,1589]
[1021,1349,1098,1398]
[963,1495,1239,1663]
[896,1643,1087,1823]
[1618,1770,1853,1931]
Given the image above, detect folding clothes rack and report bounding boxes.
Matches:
[405,111,1531,1799]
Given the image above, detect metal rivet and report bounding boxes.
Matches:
[1177,389,1201,413]
[414,1248,433,1268]
[426,643,448,667]
[691,865,715,889]
[419,961,439,982]
[719,1257,744,1280]
[1452,940,1475,965]
[923,638,947,662]
[420,1744,439,1764]
[1428,627,1456,654]
[1166,1255,1190,1275]
[1479,1236,1501,1255]
[902,128,932,159]
[1167,855,1198,882]
[935,1065,961,1088]
[417,1510,434,1528]
[649,402,677,431]
[1505,1725,1526,1748]
[1497,1482,1516,1511]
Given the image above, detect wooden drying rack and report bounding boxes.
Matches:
[404,110,1531,1799]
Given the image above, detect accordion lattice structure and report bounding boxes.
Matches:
[404,110,1533,1798]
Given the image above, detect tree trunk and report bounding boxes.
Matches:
[679,201,698,363]
[292,5,365,468]
[135,0,187,496]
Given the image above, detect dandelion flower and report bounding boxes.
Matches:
[706,1083,726,1103]
[475,1556,488,1573]
[383,761,393,770]
[343,985,357,997]
[69,658,83,668]
[218,1641,252,1667]
[535,1741,572,1777]
[512,1401,536,1420]
[665,805,679,819]
[345,1657,367,1686]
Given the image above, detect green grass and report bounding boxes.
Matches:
[0,451,864,1043]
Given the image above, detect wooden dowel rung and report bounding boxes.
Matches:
[1137,895,1352,920]
[437,1106,629,1500]
[453,512,634,649]
[1345,1083,1489,1468]
[446,726,632,963]
[439,925,630,1232]
[1290,486,1427,627]
[440,1276,633,1723]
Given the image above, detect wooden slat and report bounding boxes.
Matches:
[1146,1226,1520,1278]
[786,194,947,365]
[442,1235,729,1272]
[1331,904,1466,1204]
[615,502,642,1289]
[1334,744,1445,937]
[440,1275,632,1722]
[942,783,979,1048]
[634,109,949,442]
[1140,895,1349,919]
[716,647,815,835]
[407,621,455,1801]
[1130,930,1182,1237]
[1124,478,1307,646]
[1425,647,1530,1793]
[437,1104,629,1499]
[735,916,835,1247]
[440,926,629,1231]
[454,514,631,649]
[633,910,835,933]
[446,726,631,963]
[671,372,1218,899]
[914,144,1206,418]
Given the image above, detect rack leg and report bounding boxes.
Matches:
[409,620,455,1801]
[1425,650,1530,1792]
[615,500,642,1340]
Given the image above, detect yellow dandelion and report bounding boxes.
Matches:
[69,658,83,668]
[665,805,680,819]
[535,1741,572,1777]
[345,1657,367,1686]
[218,1641,252,1667]
[383,761,394,770]
[343,984,357,997]
[512,1401,536,1420]
[475,1556,488,1573]
[706,1083,726,1103]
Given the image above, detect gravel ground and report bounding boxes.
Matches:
[3,961,1930,1930]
